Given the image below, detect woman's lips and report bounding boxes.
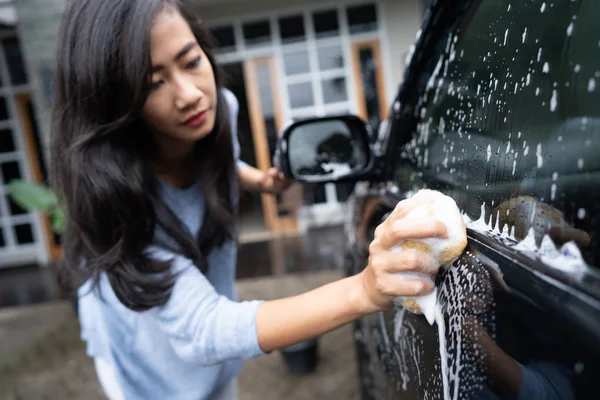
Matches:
[183,110,207,127]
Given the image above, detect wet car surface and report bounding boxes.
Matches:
[279,0,600,398]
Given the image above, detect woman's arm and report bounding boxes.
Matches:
[224,88,291,195]
[256,193,445,351]
[238,164,292,194]
[238,163,267,192]
[256,273,376,352]
[148,192,445,364]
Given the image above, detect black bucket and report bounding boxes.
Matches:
[280,338,319,374]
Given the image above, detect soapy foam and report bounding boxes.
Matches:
[394,308,410,390]
[438,252,494,400]
[394,251,494,400]
[394,190,467,264]
[393,308,427,390]
[514,228,588,275]
[391,190,467,325]
[435,307,451,400]
[465,202,518,242]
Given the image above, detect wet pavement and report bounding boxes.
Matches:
[0,226,345,308]
[236,226,345,279]
[0,271,359,400]
[0,226,358,399]
[0,264,60,308]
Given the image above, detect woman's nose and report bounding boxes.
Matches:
[174,77,202,110]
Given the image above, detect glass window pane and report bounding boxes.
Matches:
[7,196,27,215]
[210,25,236,51]
[279,15,305,44]
[0,97,9,121]
[336,182,355,202]
[14,223,34,245]
[305,183,327,204]
[359,47,381,131]
[0,228,5,248]
[283,50,310,75]
[288,82,314,108]
[313,9,339,38]
[1,161,21,183]
[243,20,271,47]
[2,37,28,85]
[39,66,53,108]
[0,129,15,153]
[256,63,275,124]
[322,77,348,104]
[317,44,344,70]
[347,4,378,34]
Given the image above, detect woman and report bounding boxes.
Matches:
[51,0,446,398]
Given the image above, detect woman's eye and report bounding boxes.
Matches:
[187,57,201,69]
[150,80,164,90]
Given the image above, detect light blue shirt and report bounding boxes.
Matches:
[78,89,264,399]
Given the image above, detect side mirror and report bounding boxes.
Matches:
[275,115,376,183]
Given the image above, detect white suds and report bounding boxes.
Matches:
[550,89,558,111]
[588,78,596,92]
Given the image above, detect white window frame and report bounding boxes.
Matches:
[0,30,47,268]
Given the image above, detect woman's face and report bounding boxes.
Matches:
[142,8,217,153]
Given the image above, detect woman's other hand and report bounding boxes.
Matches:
[261,167,293,195]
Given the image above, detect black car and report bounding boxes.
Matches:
[277,0,600,399]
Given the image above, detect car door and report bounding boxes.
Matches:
[351,0,600,399]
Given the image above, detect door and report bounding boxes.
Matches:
[223,58,303,238]
[222,62,268,238]
[351,39,388,132]
[14,94,61,262]
[243,56,303,234]
[354,0,600,399]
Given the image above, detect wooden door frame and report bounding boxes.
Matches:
[243,56,299,233]
[351,39,389,124]
[15,93,63,262]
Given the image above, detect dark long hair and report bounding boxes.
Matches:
[51,0,236,311]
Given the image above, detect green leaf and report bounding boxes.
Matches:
[7,180,58,213]
[50,209,66,235]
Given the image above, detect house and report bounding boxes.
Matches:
[0,0,427,269]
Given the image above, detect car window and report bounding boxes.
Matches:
[395,0,599,270]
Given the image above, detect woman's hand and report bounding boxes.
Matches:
[358,194,448,311]
[261,167,293,195]
[238,165,292,194]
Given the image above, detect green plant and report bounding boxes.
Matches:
[7,180,65,234]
